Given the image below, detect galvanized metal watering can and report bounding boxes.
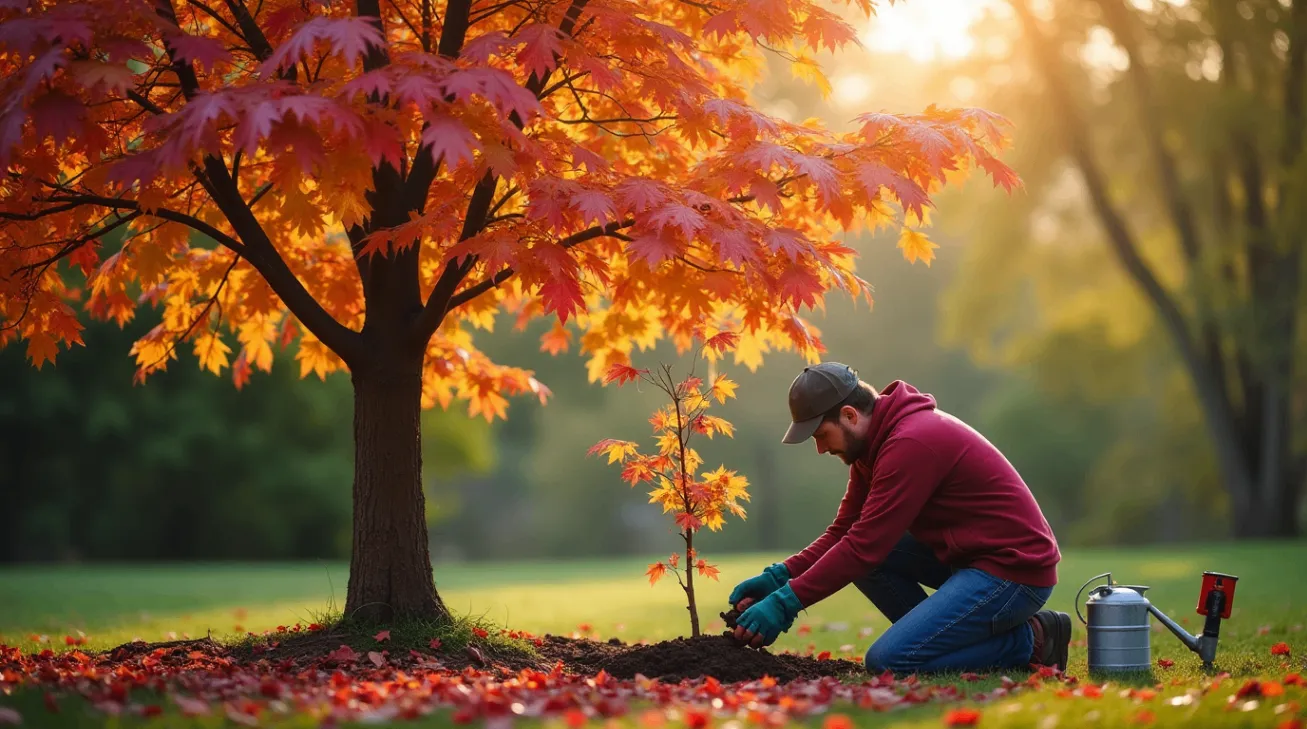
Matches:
[1075,571,1239,673]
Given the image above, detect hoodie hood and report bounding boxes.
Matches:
[854,380,937,475]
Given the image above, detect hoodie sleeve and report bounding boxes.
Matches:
[787,437,945,607]
[782,475,870,579]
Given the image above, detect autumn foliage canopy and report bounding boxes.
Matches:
[0,0,1019,415]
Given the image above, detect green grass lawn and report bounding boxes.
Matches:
[2,541,1305,727]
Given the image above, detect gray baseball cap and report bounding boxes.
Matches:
[782,362,860,444]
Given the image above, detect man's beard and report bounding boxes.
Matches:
[833,423,869,465]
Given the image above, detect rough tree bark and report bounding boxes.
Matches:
[1011,0,1305,537]
[344,347,449,623]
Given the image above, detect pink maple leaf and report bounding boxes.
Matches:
[647,202,705,238]
[423,116,480,169]
[165,33,231,70]
[711,226,758,266]
[616,178,666,213]
[627,230,682,267]
[515,24,564,78]
[571,190,616,227]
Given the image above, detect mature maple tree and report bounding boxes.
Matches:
[0,0,1018,621]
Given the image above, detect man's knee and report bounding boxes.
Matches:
[863,636,920,674]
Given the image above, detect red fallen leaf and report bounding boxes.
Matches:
[368,651,386,667]
[1235,679,1263,698]
[374,630,391,642]
[943,708,981,726]
[325,645,358,664]
[429,638,443,650]
[822,714,852,729]
[1131,709,1156,724]
[1261,680,1285,697]
[564,708,588,727]
[258,678,282,698]
[472,627,489,638]
[1157,658,1174,668]
[816,651,831,661]
[684,708,711,728]
[1285,673,1304,686]
[1278,720,1304,729]
[1271,642,1291,656]
[959,672,983,682]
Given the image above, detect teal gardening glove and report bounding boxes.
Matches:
[735,583,804,648]
[728,563,791,607]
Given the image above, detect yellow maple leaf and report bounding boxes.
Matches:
[897,228,939,266]
[194,330,231,375]
[791,54,831,99]
[709,375,738,403]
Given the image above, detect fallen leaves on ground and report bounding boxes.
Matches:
[0,639,1090,725]
[1,638,1304,726]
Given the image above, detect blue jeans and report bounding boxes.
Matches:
[854,533,1052,674]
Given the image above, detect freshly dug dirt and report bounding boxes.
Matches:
[539,633,864,684]
[151,630,863,685]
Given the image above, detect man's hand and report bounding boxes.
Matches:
[728,562,791,607]
[732,583,804,648]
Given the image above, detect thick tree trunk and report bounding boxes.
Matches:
[344,349,449,623]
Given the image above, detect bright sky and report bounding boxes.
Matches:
[860,0,993,63]
[828,0,997,107]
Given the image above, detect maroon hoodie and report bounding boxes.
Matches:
[784,381,1061,607]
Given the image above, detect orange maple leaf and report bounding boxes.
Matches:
[646,562,666,586]
[695,560,720,581]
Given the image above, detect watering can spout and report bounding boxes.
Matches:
[1147,604,1200,654]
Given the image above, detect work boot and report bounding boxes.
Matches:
[1028,610,1072,670]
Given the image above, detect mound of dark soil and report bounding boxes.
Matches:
[159,631,864,685]
[539,634,864,684]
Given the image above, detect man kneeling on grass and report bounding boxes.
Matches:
[730,363,1072,674]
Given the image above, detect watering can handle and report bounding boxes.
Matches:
[1074,572,1113,625]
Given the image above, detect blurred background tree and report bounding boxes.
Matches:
[3,0,1303,563]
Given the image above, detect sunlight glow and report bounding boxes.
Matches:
[832,74,874,106]
[860,0,993,63]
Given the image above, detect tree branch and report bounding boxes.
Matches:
[43,194,247,254]
[148,0,360,360]
[444,218,636,311]
[411,0,594,343]
[10,211,142,275]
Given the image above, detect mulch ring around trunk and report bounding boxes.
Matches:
[212,630,866,684]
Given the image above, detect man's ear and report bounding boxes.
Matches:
[840,404,859,425]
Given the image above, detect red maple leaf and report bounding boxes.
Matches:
[603,363,647,386]
[675,511,703,532]
[538,276,585,323]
